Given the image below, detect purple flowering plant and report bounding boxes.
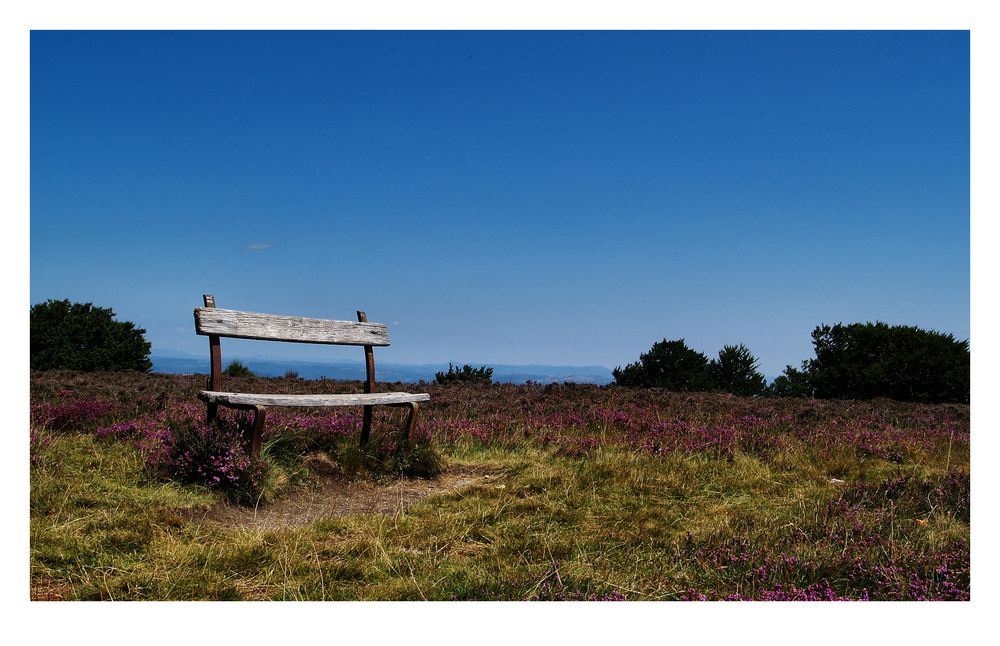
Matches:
[32,372,969,600]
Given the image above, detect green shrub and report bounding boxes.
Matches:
[613,339,714,391]
[435,363,493,384]
[324,433,443,480]
[709,344,767,396]
[30,299,152,371]
[809,322,969,403]
[376,437,443,479]
[223,360,254,377]
[767,363,814,398]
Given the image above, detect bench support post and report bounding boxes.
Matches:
[357,310,376,446]
[250,405,267,459]
[403,401,420,440]
[389,401,420,441]
[204,294,222,424]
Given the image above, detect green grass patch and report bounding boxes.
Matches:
[30,433,968,600]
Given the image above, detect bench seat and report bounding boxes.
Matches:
[199,391,430,408]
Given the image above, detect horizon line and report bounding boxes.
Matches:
[151,352,616,371]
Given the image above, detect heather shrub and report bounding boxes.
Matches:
[158,416,267,505]
[31,399,116,433]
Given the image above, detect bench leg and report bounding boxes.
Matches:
[250,405,267,459]
[402,402,420,441]
[363,403,421,446]
[206,402,218,424]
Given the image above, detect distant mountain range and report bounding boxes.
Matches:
[151,355,615,385]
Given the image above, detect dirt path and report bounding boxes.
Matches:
[175,464,502,530]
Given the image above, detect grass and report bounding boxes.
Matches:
[29,371,969,601]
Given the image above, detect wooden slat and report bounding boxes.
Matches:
[198,391,430,407]
[194,308,390,346]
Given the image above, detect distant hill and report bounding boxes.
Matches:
[151,355,614,385]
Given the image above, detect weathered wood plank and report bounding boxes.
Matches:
[198,391,430,407]
[194,308,390,346]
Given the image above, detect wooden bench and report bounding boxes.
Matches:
[194,294,430,458]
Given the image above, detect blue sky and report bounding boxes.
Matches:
[30,30,969,377]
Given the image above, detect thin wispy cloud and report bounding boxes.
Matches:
[245,243,272,251]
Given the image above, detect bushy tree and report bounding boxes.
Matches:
[809,322,969,403]
[709,344,767,396]
[31,299,152,371]
[613,339,714,391]
[767,362,814,398]
[435,363,493,384]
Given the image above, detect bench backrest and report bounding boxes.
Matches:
[194,307,390,346]
[194,294,384,397]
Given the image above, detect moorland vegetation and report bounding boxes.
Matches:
[28,301,971,601]
[30,370,969,601]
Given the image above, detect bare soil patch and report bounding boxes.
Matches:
[172,463,503,530]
